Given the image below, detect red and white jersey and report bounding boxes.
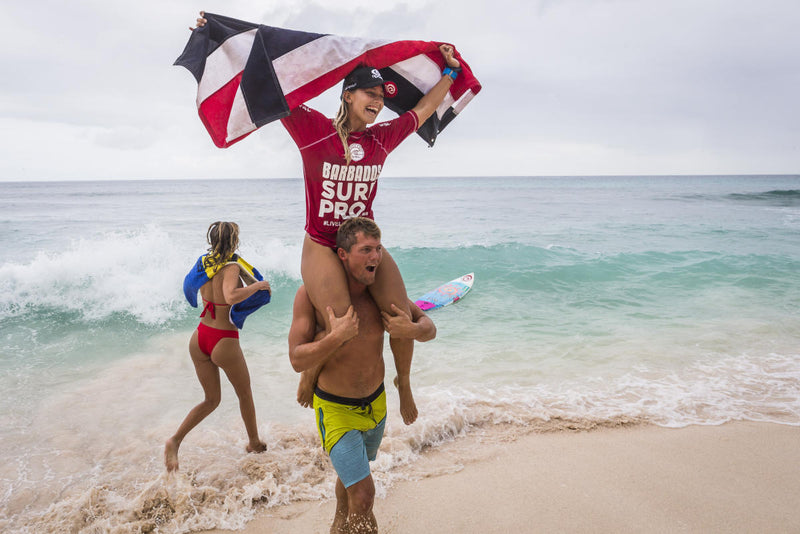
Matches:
[281,104,419,247]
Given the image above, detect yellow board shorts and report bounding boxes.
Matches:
[313,383,387,454]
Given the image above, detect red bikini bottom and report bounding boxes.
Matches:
[197,323,239,356]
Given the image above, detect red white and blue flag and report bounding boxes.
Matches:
[174,12,481,148]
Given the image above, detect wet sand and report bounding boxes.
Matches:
[203,421,800,533]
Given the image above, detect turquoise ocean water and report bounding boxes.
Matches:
[1,175,799,532]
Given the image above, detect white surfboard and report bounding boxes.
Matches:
[414,273,474,311]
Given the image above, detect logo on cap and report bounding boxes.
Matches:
[371,69,382,80]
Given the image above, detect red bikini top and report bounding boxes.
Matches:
[200,299,230,319]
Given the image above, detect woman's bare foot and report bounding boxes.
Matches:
[164,438,180,472]
[296,371,316,408]
[393,375,418,425]
[247,439,267,453]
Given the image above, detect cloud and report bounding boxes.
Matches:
[1,0,799,181]
[93,125,159,150]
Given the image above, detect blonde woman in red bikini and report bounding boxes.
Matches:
[165,221,271,471]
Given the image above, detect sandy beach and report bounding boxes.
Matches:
[203,421,799,534]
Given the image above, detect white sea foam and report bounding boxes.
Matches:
[0,225,302,324]
[3,176,800,532]
[3,334,798,533]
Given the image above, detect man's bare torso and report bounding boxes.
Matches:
[309,288,386,398]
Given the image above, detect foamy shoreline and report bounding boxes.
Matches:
[203,421,800,533]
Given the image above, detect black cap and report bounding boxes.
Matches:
[342,66,385,95]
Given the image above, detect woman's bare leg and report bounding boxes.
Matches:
[164,331,222,471]
[368,248,418,425]
[212,337,266,452]
[297,234,352,407]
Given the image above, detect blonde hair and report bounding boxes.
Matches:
[206,221,239,266]
[333,97,353,165]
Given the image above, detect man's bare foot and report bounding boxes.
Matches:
[247,439,267,453]
[164,438,180,472]
[393,375,418,425]
[297,372,315,408]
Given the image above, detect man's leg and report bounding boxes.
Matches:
[328,427,382,534]
[331,478,349,534]
[344,475,377,534]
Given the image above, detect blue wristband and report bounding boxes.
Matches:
[443,67,459,80]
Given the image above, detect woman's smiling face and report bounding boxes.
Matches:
[344,86,385,130]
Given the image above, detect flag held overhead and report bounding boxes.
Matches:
[174,12,481,148]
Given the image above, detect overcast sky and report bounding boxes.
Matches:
[1,0,798,181]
